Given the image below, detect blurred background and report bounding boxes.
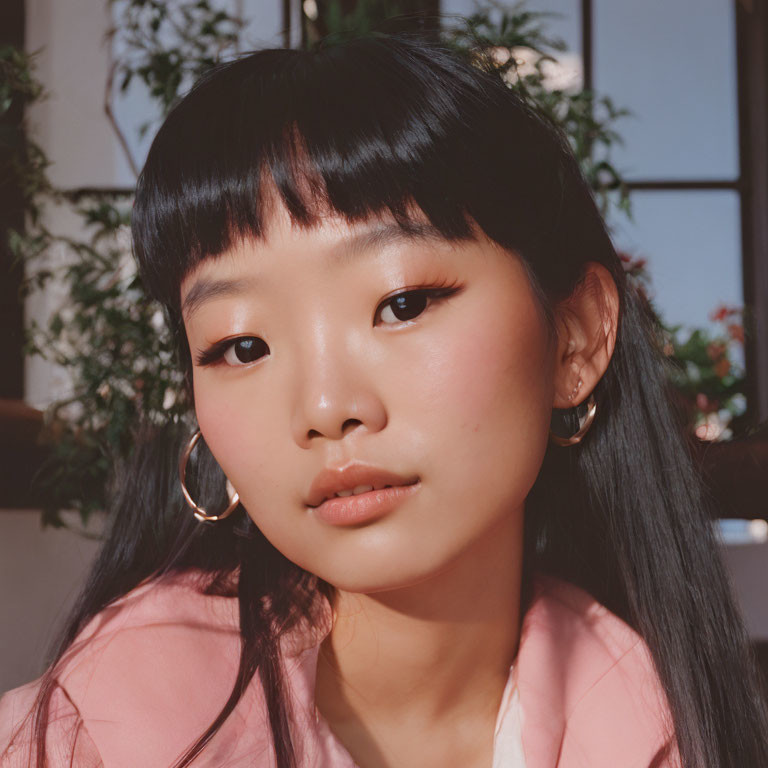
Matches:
[1,0,767,695]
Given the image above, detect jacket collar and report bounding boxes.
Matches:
[277,571,652,768]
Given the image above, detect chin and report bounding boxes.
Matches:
[312,553,455,595]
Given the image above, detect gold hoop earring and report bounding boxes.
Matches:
[179,429,240,522]
[549,392,597,447]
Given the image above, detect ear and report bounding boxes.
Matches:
[552,262,619,409]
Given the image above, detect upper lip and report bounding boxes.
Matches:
[306,462,419,508]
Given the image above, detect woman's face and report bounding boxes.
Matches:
[181,202,557,593]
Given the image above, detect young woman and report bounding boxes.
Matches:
[2,32,767,768]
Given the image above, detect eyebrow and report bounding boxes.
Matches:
[180,221,453,321]
[181,275,260,322]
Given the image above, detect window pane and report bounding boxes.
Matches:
[608,191,743,365]
[240,0,285,47]
[593,0,738,181]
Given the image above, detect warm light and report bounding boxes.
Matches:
[507,46,582,91]
[694,411,730,441]
[750,519,768,543]
[717,519,768,545]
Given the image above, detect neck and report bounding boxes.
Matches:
[314,508,524,731]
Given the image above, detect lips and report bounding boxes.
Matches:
[306,463,420,509]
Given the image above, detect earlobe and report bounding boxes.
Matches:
[552,262,619,410]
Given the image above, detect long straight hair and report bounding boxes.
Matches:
[17,33,768,768]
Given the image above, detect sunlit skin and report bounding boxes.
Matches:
[181,198,619,768]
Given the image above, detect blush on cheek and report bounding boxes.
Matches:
[439,316,542,415]
[193,387,247,475]
[425,286,551,463]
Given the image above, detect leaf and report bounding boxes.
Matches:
[119,69,134,92]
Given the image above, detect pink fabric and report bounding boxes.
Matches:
[0,570,680,767]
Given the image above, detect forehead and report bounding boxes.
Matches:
[179,200,479,321]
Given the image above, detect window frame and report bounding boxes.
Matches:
[580,0,768,427]
[0,0,25,402]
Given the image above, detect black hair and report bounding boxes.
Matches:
[13,32,768,768]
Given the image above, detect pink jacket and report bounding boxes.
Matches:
[0,569,680,767]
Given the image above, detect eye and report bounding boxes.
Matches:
[194,281,463,368]
[376,284,462,326]
[195,336,269,367]
[223,337,268,366]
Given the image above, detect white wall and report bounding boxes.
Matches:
[0,511,101,695]
[722,542,768,641]
[24,0,133,409]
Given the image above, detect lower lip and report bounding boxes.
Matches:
[309,481,421,526]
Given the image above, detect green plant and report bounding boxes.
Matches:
[24,196,189,526]
[106,0,243,174]
[618,251,748,439]
[2,45,59,302]
[320,0,405,37]
[663,304,748,440]
[443,1,631,218]
[0,45,51,222]
[13,0,239,526]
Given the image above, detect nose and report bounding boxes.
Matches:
[290,331,388,447]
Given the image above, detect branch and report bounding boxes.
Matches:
[103,26,140,180]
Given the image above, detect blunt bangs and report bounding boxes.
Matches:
[131,34,576,313]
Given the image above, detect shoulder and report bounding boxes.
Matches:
[54,569,241,705]
[525,572,650,666]
[0,679,104,767]
[1,569,268,768]
[58,567,241,666]
[518,572,681,768]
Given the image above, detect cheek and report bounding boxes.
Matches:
[427,295,550,423]
[192,369,301,540]
[192,373,244,456]
[412,286,554,508]
[191,371,273,495]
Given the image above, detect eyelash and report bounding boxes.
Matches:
[194,279,462,368]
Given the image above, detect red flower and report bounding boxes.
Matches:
[727,323,744,344]
[714,358,731,378]
[617,250,647,274]
[706,342,726,361]
[709,303,742,324]
[696,393,721,413]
